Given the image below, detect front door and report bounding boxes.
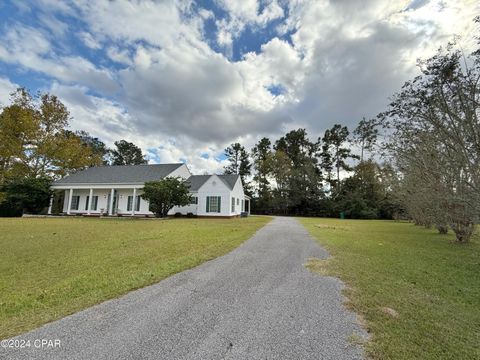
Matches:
[107,190,119,215]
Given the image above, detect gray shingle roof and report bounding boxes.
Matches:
[218,174,240,189]
[53,163,184,185]
[186,175,211,191]
[186,174,240,191]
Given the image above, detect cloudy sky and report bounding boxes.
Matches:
[0,0,477,173]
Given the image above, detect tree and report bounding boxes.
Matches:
[251,137,273,211]
[270,150,292,214]
[274,129,322,214]
[0,88,103,181]
[353,117,378,162]
[223,142,252,188]
[321,124,358,187]
[1,177,52,215]
[110,140,147,165]
[141,178,192,217]
[381,42,480,242]
[74,130,110,165]
[333,161,384,219]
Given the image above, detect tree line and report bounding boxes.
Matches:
[222,121,397,220]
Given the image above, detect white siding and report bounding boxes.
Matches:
[168,164,191,180]
[62,189,110,214]
[196,175,235,217]
[229,177,246,216]
[169,193,199,216]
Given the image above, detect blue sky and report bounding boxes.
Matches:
[0,0,476,173]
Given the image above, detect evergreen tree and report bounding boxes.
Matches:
[274,129,322,214]
[353,118,378,162]
[110,140,147,165]
[224,143,252,189]
[321,124,358,188]
[251,137,273,213]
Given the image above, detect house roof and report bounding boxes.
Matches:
[187,174,240,191]
[186,175,211,191]
[218,174,240,189]
[53,163,184,185]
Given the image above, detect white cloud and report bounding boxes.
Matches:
[106,46,132,65]
[0,77,19,106]
[0,24,118,93]
[78,31,102,50]
[71,0,205,50]
[215,0,284,51]
[38,13,69,37]
[49,82,233,173]
[50,82,133,144]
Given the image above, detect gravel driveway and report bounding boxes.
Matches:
[1,217,365,360]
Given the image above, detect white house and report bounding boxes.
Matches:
[49,163,250,217]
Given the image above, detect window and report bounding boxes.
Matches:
[127,196,141,211]
[191,196,198,205]
[206,196,221,213]
[71,196,80,210]
[241,199,244,212]
[231,197,235,212]
[85,196,98,211]
[237,198,239,205]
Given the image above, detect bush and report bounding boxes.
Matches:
[0,200,23,217]
[141,177,191,217]
[0,177,51,216]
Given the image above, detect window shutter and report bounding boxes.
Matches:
[127,196,132,211]
[135,196,140,211]
[217,196,221,213]
[85,196,89,210]
[206,196,210,212]
[93,196,98,211]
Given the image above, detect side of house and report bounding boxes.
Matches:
[171,174,248,217]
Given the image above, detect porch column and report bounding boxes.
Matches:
[87,188,93,215]
[47,193,54,215]
[67,189,73,215]
[132,187,137,216]
[108,188,115,216]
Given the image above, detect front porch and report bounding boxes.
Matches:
[49,187,147,216]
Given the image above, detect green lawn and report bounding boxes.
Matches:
[0,216,270,339]
[300,218,480,360]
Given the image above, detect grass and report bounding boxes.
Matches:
[0,216,270,339]
[299,218,480,360]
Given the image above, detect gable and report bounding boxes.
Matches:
[196,175,231,193]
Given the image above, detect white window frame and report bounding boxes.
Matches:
[71,196,80,210]
[127,196,140,211]
[207,196,221,213]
